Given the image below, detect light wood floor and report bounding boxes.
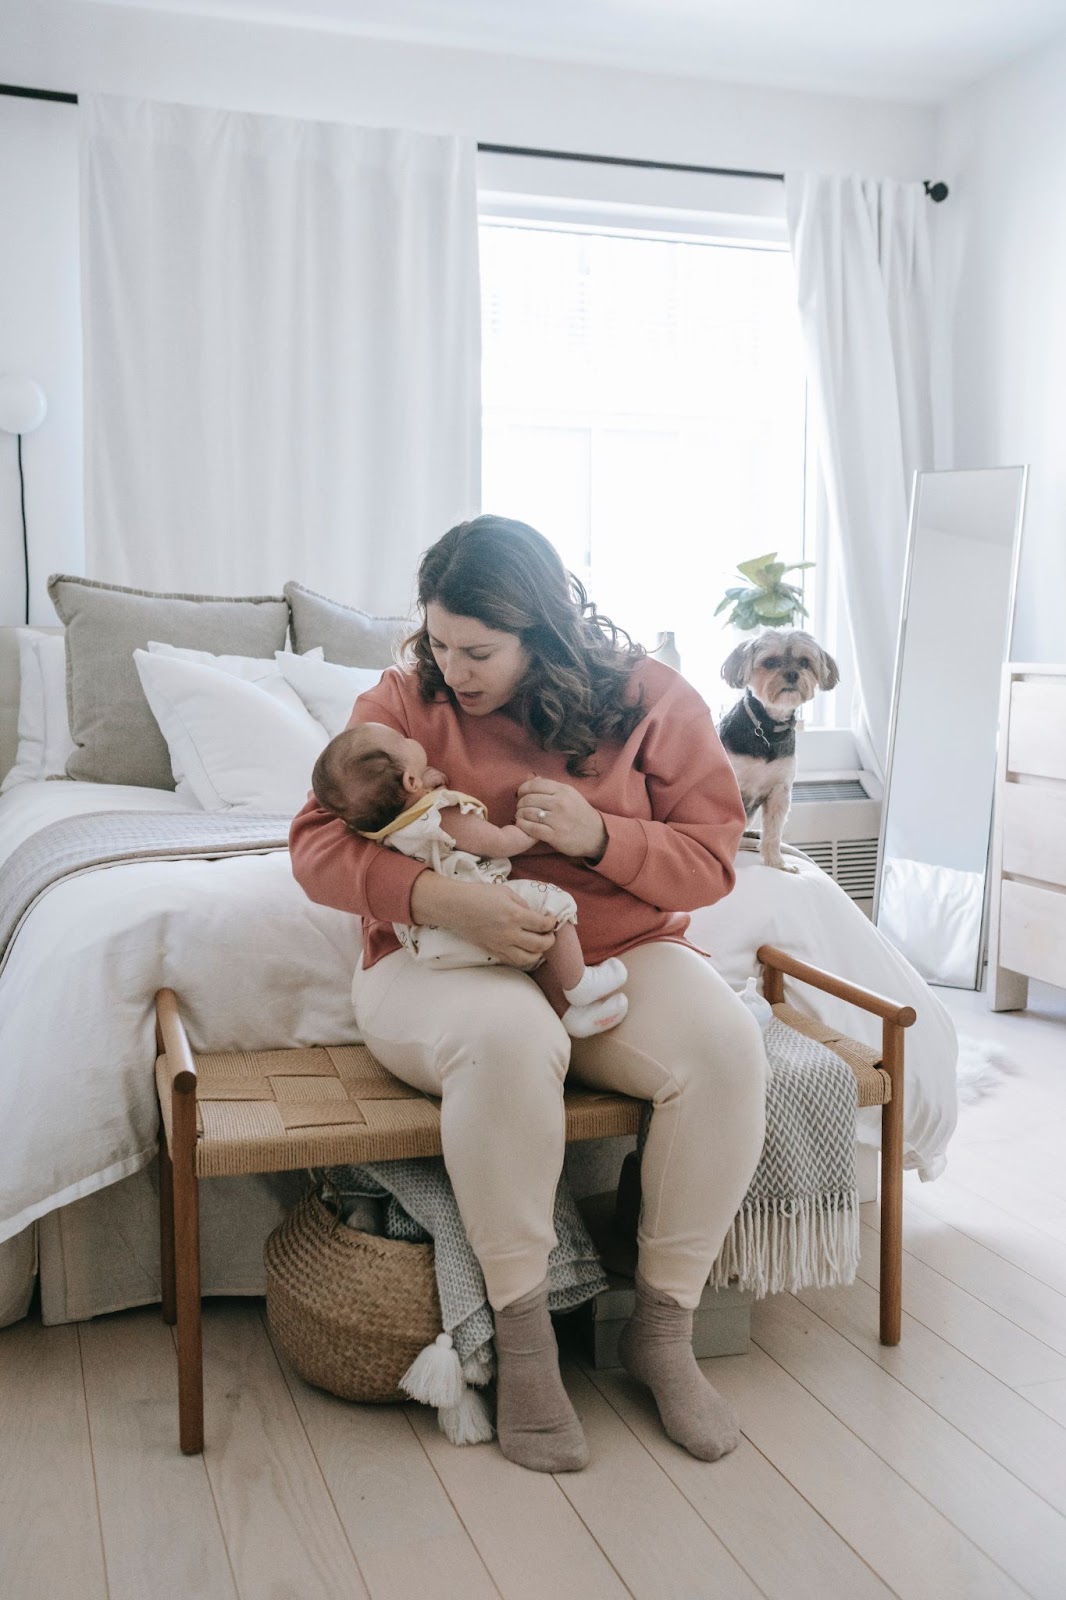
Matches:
[3,982,1065,1600]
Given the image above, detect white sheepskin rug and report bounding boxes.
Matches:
[955,1034,1015,1104]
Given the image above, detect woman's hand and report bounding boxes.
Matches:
[516,776,609,861]
[408,874,557,968]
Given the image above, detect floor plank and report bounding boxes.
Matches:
[710,1343,1025,1600]
[554,1366,765,1600]
[854,1221,1066,1389]
[265,1314,501,1600]
[79,1309,237,1600]
[906,1176,1066,1298]
[0,1318,108,1600]
[585,1362,894,1600]
[797,1273,1066,1517]
[199,1302,371,1600]
[407,1375,632,1600]
[754,1291,1066,1600]
[863,1197,1066,1358]
[1017,1378,1066,1428]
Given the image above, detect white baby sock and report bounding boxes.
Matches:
[563,957,627,1009]
[562,991,628,1039]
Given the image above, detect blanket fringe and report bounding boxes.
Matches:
[708,1190,860,1298]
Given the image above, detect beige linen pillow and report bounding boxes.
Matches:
[284,580,410,668]
[47,575,290,789]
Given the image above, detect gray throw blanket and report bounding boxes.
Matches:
[0,810,290,976]
[327,1013,860,1363]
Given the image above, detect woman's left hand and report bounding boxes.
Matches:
[516,776,609,861]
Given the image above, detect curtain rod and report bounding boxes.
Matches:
[0,84,949,200]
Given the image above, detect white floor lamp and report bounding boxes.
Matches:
[0,375,48,625]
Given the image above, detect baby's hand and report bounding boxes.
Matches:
[498,823,536,855]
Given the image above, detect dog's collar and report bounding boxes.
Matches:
[743,689,797,749]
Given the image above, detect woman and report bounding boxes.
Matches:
[290,515,768,1473]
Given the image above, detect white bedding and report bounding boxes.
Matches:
[0,782,958,1246]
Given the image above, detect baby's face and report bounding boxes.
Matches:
[359,723,446,796]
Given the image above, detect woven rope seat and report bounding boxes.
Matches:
[154,1040,644,1181]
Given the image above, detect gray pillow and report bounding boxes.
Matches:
[284,581,411,668]
[48,574,290,789]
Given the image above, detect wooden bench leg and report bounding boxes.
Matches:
[879,1018,905,1346]
[172,1138,203,1454]
[159,1139,176,1326]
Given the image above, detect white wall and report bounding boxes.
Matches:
[0,0,938,622]
[937,28,1066,664]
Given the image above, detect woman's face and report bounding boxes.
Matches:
[425,603,531,717]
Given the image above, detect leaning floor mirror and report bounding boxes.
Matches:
[874,466,1028,988]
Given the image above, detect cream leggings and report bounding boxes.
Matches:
[351,940,769,1311]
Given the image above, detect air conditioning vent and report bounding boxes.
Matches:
[779,770,882,913]
[835,837,879,898]
[792,779,869,803]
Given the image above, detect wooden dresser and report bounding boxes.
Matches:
[988,664,1066,1009]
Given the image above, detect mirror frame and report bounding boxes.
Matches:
[872,465,1029,989]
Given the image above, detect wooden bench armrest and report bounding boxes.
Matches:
[756,944,916,1028]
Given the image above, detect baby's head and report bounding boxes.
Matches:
[312,722,445,833]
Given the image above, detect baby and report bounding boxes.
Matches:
[312,723,628,1038]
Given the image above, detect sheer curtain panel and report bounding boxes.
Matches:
[81,95,481,610]
[785,174,935,776]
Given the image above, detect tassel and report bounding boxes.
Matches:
[438,1385,495,1446]
[461,1345,495,1388]
[400,1332,466,1410]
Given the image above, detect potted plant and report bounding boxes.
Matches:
[714,552,813,632]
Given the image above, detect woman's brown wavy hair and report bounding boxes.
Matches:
[404,516,646,776]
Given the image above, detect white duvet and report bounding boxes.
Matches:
[0,782,958,1245]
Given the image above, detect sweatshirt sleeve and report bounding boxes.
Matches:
[288,674,427,922]
[591,695,746,913]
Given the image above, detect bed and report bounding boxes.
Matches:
[0,618,959,1328]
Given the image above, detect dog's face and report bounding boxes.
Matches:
[721,629,839,718]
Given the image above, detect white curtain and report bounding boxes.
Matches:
[81,95,481,612]
[785,174,935,777]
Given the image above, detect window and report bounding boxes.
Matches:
[480,217,815,720]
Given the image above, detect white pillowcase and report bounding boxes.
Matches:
[1,629,75,792]
[133,648,329,813]
[275,649,384,737]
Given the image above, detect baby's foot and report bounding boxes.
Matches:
[563,957,627,1009]
[562,991,628,1039]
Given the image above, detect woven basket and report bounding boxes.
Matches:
[265,1192,442,1403]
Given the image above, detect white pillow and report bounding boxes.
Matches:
[1,630,75,792]
[146,640,324,715]
[275,650,384,738]
[133,649,329,813]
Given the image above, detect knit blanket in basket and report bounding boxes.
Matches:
[323,1158,608,1367]
[327,1011,860,1359]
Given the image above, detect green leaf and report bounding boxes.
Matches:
[753,594,794,619]
[736,553,778,583]
[782,561,815,575]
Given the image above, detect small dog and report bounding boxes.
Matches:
[718,629,839,871]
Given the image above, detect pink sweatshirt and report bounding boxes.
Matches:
[289,657,746,969]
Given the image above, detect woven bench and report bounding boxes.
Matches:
[156,941,914,1454]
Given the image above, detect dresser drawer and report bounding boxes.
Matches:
[1000,783,1066,889]
[1008,682,1066,781]
[999,879,1066,987]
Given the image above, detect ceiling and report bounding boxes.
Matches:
[84,0,1066,103]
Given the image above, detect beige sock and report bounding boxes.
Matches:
[618,1272,740,1462]
[494,1280,590,1473]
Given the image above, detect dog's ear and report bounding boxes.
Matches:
[815,647,840,691]
[721,639,758,689]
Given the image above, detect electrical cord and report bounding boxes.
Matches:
[17,431,29,625]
